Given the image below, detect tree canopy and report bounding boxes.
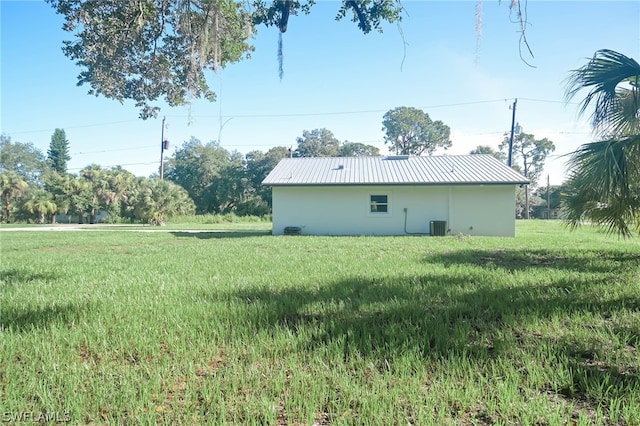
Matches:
[163,137,270,215]
[0,135,48,185]
[563,49,640,236]
[470,145,506,162]
[295,128,341,158]
[382,107,452,156]
[47,129,72,174]
[0,172,29,223]
[21,189,58,224]
[245,146,290,207]
[498,132,554,219]
[293,129,381,158]
[46,0,404,119]
[338,142,380,157]
[499,132,554,186]
[46,0,531,119]
[164,138,231,213]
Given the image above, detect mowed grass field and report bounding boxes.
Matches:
[1,221,639,425]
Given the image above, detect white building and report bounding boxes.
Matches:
[262,155,529,237]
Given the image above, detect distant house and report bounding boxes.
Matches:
[262,155,529,237]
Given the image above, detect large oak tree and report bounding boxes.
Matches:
[382,107,452,156]
[47,0,531,119]
[46,0,404,119]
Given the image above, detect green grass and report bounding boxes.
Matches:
[1,221,639,425]
[168,213,272,225]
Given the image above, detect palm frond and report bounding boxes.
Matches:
[564,135,640,236]
[610,87,640,136]
[565,49,640,137]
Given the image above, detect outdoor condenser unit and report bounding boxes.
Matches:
[429,220,447,236]
[284,226,302,235]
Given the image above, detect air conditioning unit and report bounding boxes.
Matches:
[284,226,302,235]
[429,220,447,236]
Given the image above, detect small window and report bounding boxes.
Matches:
[370,195,388,213]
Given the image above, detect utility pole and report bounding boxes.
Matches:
[508,98,517,167]
[547,174,551,220]
[160,117,167,179]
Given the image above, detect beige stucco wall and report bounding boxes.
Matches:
[448,185,517,237]
[270,185,517,237]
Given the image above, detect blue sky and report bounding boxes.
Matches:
[2,1,639,185]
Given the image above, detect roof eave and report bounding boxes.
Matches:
[262,181,530,187]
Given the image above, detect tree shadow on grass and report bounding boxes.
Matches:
[225,274,638,358]
[171,230,271,239]
[200,263,639,415]
[1,302,91,333]
[0,269,60,289]
[427,248,640,273]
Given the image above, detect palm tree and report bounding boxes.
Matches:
[81,165,106,224]
[564,49,640,236]
[0,172,29,223]
[133,178,195,225]
[22,189,58,224]
[68,177,92,224]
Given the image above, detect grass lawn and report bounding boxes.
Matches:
[1,221,639,425]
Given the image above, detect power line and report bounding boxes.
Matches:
[71,144,157,156]
[6,119,141,135]
[6,98,581,135]
[168,99,514,119]
[67,161,159,171]
[519,98,580,105]
[62,129,589,157]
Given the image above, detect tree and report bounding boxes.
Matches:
[512,186,545,219]
[47,129,71,174]
[80,164,138,223]
[104,167,139,222]
[0,172,29,223]
[294,128,341,158]
[499,132,555,219]
[43,172,94,224]
[470,145,506,162]
[563,49,640,236]
[21,189,58,224]
[338,142,380,157]
[532,183,568,219]
[165,138,234,213]
[46,0,403,119]
[0,135,48,185]
[382,107,452,156]
[43,172,72,220]
[499,133,555,184]
[245,146,290,209]
[207,150,250,214]
[67,177,93,224]
[132,178,195,225]
[46,0,530,119]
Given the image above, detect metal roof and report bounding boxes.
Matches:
[262,155,530,186]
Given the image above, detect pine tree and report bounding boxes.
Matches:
[47,128,71,174]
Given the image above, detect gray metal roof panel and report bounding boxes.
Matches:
[262,155,530,186]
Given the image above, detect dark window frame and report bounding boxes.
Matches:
[370,194,389,213]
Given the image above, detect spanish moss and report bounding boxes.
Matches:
[278,31,284,80]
